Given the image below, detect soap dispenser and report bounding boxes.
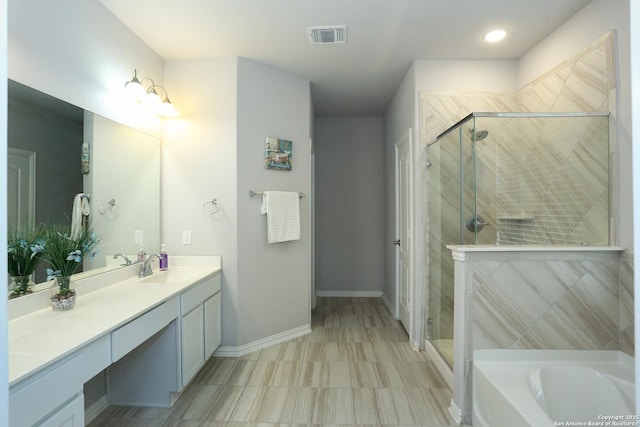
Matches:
[159,244,168,271]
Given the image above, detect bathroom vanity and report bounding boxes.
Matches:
[8,256,222,427]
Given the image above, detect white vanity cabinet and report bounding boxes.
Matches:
[204,291,221,358]
[9,257,222,426]
[180,272,222,387]
[10,335,111,427]
[9,356,84,427]
[38,394,85,427]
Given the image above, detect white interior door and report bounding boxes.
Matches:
[8,148,36,231]
[395,130,412,333]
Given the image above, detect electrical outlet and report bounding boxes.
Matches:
[134,229,143,245]
[182,230,192,245]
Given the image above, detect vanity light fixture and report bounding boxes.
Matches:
[124,69,178,117]
[483,28,508,43]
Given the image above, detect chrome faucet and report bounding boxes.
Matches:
[113,253,132,266]
[139,254,160,278]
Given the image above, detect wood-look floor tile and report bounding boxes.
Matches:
[180,385,243,421]
[247,361,302,387]
[89,418,165,427]
[380,361,447,389]
[230,386,297,423]
[303,342,354,361]
[162,420,227,427]
[350,362,394,388]
[225,424,308,427]
[183,421,223,427]
[299,361,352,387]
[259,342,306,361]
[402,388,454,426]
[194,358,254,385]
[292,387,355,424]
[93,297,455,427]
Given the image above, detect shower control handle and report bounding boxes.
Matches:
[393,240,401,246]
[465,215,489,233]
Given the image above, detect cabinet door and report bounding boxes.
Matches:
[181,306,205,386]
[39,394,84,427]
[204,292,221,359]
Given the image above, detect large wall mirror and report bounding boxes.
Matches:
[8,79,160,290]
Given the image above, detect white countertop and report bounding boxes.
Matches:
[9,257,221,386]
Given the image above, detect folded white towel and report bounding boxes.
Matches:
[71,193,90,238]
[261,191,300,244]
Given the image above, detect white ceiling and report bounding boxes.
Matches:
[100,0,592,116]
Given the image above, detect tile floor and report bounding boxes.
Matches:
[89,297,458,427]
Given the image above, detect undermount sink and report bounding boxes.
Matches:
[140,269,197,284]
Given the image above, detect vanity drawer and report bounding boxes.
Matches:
[10,355,83,427]
[112,297,179,362]
[181,275,220,314]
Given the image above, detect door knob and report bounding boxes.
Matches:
[393,240,401,246]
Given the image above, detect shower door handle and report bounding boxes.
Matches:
[393,240,401,246]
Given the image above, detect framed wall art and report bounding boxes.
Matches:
[265,137,292,171]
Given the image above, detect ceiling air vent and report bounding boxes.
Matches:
[308,25,347,45]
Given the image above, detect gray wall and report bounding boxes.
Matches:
[164,57,312,349]
[314,117,384,295]
[236,58,312,345]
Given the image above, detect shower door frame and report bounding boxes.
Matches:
[425,111,611,342]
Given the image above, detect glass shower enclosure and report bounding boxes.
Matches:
[426,112,610,368]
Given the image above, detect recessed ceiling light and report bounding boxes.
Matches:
[483,28,508,43]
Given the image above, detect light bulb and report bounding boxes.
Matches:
[159,99,178,117]
[145,88,162,105]
[124,70,146,101]
[484,28,507,43]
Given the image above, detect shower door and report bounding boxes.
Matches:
[426,120,476,369]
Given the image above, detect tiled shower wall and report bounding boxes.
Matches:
[479,114,610,246]
[421,33,629,351]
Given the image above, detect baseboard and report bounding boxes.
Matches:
[424,339,453,389]
[315,291,383,297]
[214,324,311,357]
[381,292,395,317]
[84,395,108,424]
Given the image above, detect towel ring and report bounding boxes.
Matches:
[202,198,221,215]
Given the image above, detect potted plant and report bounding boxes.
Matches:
[7,227,46,298]
[42,224,100,311]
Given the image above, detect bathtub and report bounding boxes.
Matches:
[473,349,636,427]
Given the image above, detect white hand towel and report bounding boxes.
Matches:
[261,191,300,244]
[71,193,90,238]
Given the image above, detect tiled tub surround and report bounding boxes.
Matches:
[444,246,629,425]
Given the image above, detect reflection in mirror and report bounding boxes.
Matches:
[84,112,160,272]
[7,80,160,292]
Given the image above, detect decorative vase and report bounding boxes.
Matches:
[49,276,76,311]
[9,275,33,298]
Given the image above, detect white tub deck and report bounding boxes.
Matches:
[473,349,635,427]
